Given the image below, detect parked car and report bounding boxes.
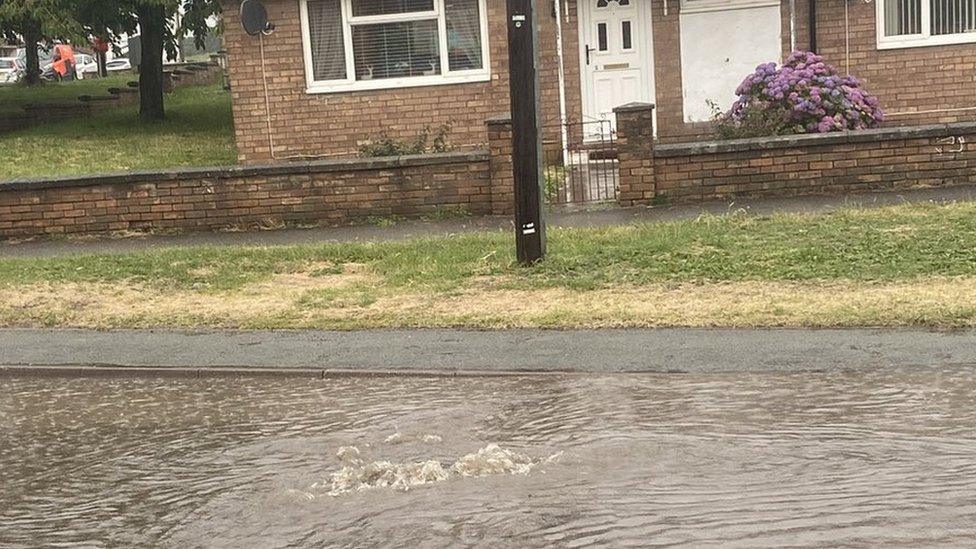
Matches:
[105,58,131,72]
[2,46,55,83]
[0,57,16,84]
[73,53,98,79]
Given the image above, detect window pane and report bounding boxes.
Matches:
[621,20,632,49]
[931,0,976,35]
[352,20,441,80]
[446,0,483,71]
[597,22,608,51]
[351,0,434,16]
[308,0,347,81]
[885,0,922,35]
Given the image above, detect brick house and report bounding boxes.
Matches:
[222,0,976,164]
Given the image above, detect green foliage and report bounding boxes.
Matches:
[0,0,85,41]
[708,100,794,140]
[358,124,453,157]
[544,165,566,201]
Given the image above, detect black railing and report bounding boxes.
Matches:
[543,120,619,205]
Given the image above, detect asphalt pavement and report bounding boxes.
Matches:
[1,328,973,377]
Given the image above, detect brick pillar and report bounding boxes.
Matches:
[613,102,656,206]
[486,115,515,216]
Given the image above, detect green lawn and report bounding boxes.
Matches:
[2,202,976,329]
[0,74,136,116]
[0,83,236,179]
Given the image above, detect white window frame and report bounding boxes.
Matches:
[299,0,491,94]
[877,0,976,49]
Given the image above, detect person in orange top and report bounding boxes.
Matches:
[51,42,76,81]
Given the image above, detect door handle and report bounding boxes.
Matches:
[585,44,596,65]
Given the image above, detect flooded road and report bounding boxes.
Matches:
[2,367,975,547]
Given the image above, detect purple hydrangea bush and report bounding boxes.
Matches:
[714,51,884,139]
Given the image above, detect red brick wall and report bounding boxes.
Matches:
[222,0,586,162]
[222,0,511,163]
[0,153,495,239]
[651,123,976,203]
[221,0,976,158]
[614,103,656,205]
[812,0,976,126]
[538,0,584,137]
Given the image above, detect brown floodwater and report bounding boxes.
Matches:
[1,367,975,547]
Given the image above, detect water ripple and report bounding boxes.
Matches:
[1,367,975,547]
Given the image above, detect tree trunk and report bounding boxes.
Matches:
[22,18,42,86]
[136,2,167,121]
[97,51,108,78]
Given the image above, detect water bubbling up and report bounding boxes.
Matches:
[327,443,561,496]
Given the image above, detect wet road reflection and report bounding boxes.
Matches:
[2,367,975,547]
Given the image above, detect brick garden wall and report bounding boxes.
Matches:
[613,104,976,204]
[6,105,976,240]
[0,152,495,239]
[652,121,976,203]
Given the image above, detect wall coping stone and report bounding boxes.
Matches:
[485,114,512,125]
[654,122,976,158]
[0,150,489,192]
[22,102,89,111]
[613,102,656,114]
[78,95,121,103]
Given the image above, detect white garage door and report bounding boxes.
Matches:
[678,0,783,123]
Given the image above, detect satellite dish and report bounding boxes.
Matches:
[240,0,274,36]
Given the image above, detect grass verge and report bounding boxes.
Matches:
[0,83,235,179]
[2,201,976,329]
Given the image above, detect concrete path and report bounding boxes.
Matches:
[2,328,974,377]
[3,185,975,258]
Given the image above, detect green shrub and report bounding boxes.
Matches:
[358,124,452,157]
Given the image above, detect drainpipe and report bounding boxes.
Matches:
[808,0,817,52]
[789,0,797,52]
[553,0,569,168]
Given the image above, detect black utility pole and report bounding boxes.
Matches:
[506,0,546,264]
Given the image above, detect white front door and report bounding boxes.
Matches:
[579,0,655,140]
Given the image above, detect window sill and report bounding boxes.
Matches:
[306,71,491,95]
[877,33,976,50]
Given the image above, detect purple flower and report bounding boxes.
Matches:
[719,50,883,136]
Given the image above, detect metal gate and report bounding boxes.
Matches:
[543,120,619,205]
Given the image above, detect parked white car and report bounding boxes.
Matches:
[105,58,131,72]
[73,53,99,79]
[0,57,16,84]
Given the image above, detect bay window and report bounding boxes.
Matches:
[300,0,490,92]
[878,0,976,48]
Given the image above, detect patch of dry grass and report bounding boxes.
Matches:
[2,266,975,329]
